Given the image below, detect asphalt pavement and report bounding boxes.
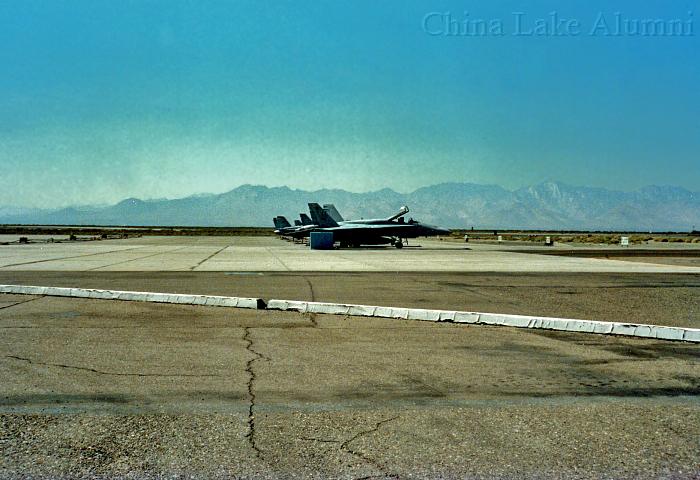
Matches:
[1,295,698,478]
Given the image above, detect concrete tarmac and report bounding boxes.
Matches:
[1,295,699,478]
[2,236,700,272]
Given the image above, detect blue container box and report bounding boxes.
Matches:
[309,232,334,250]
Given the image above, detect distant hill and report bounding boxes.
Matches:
[1,182,698,230]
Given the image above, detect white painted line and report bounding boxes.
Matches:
[266,299,700,343]
[0,284,264,310]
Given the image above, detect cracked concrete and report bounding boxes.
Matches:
[5,355,223,378]
[244,326,267,460]
[300,436,341,444]
[339,416,400,478]
[1,290,699,478]
[0,296,271,415]
[296,416,401,477]
[304,276,319,327]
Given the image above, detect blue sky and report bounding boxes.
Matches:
[1,0,699,207]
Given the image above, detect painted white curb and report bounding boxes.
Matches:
[266,299,700,343]
[0,284,264,309]
[2,285,697,342]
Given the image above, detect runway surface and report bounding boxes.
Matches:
[1,294,698,478]
[1,236,699,478]
[2,235,700,272]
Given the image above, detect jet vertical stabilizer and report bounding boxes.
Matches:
[308,203,339,227]
[277,216,292,228]
[323,204,344,223]
[300,213,313,226]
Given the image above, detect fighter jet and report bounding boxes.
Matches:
[307,203,450,248]
[273,216,304,236]
[273,216,291,231]
[272,215,316,237]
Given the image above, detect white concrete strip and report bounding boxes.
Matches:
[0,284,264,309]
[2,284,697,342]
[266,299,700,343]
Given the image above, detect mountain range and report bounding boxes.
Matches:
[1,182,698,231]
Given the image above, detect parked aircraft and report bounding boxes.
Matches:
[273,216,291,230]
[274,204,449,247]
[273,215,316,237]
[306,203,450,248]
[273,216,304,236]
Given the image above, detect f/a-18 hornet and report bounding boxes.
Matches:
[273,214,317,236]
[274,203,450,248]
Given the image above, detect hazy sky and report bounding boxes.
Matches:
[1,0,699,207]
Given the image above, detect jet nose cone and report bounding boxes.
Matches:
[424,224,450,236]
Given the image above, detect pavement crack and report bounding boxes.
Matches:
[299,436,341,444]
[89,246,191,271]
[340,416,400,478]
[0,246,146,268]
[4,355,221,378]
[189,245,230,271]
[243,327,267,460]
[0,296,44,310]
[303,276,318,327]
[264,247,291,272]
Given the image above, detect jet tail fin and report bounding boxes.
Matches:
[300,213,313,226]
[277,216,292,228]
[308,203,338,227]
[323,204,344,223]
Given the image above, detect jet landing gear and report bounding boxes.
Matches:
[393,238,405,249]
